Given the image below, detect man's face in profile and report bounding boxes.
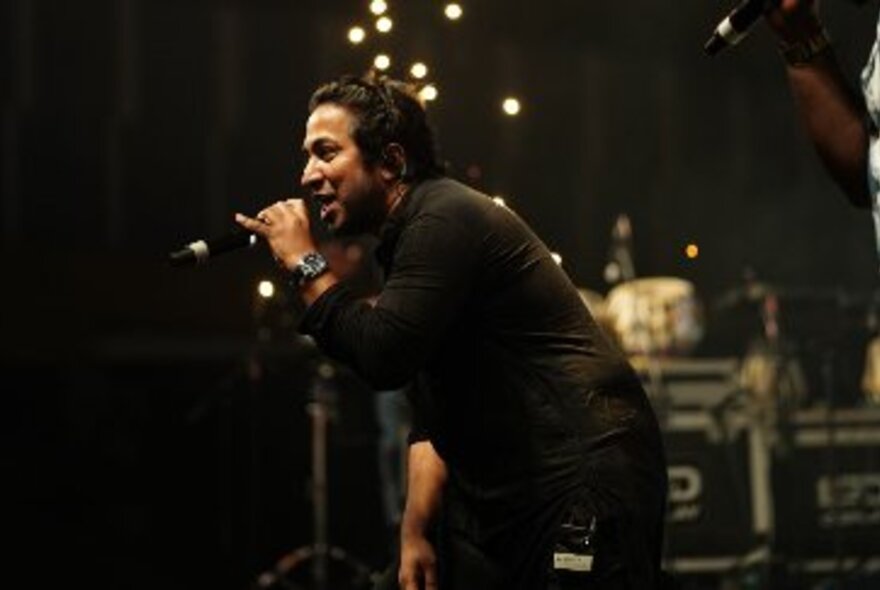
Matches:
[300,103,389,236]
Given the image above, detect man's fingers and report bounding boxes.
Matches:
[236,199,306,229]
[398,561,436,590]
[234,213,269,236]
[270,198,305,214]
[423,564,439,590]
[398,570,418,590]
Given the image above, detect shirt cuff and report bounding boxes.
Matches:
[298,281,355,336]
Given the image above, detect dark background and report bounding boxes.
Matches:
[3,1,879,588]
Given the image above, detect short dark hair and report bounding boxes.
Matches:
[309,72,445,182]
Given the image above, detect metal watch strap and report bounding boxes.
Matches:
[288,252,329,288]
[779,28,831,67]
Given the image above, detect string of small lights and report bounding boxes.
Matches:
[340,4,588,266]
[344,2,522,116]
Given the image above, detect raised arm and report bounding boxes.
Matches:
[766,0,871,208]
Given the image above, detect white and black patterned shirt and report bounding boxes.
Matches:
[862,13,880,265]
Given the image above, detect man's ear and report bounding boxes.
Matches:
[379,143,407,182]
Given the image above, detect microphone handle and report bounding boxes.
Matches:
[169,230,257,266]
[705,0,774,56]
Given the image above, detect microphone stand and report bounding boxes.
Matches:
[252,359,375,590]
[607,214,671,423]
[245,284,374,590]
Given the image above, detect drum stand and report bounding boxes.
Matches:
[253,361,376,590]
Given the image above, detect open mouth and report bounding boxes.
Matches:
[313,193,337,222]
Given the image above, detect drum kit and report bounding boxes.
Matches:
[583,274,880,412]
[583,215,879,410]
[582,276,704,357]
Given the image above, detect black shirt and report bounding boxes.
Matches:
[301,177,666,588]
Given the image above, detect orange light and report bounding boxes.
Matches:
[685,243,699,259]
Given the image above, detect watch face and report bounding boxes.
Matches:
[300,252,328,280]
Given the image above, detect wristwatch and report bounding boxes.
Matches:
[288,252,329,288]
[779,28,831,67]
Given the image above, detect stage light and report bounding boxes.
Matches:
[551,252,563,266]
[502,97,521,116]
[420,84,438,102]
[376,16,393,33]
[369,0,388,15]
[374,53,391,70]
[347,26,366,45]
[258,280,275,299]
[685,243,700,259]
[445,3,463,20]
[410,62,428,79]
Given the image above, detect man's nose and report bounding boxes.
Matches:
[301,158,322,189]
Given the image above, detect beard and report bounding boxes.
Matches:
[329,185,389,238]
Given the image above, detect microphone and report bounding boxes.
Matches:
[604,213,636,285]
[704,0,773,56]
[168,230,257,266]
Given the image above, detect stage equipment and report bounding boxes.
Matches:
[633,356,740,410]
[862,336,880,405]
[603,213,635,285]
[704,0,769,56]
[861,294,880,405]
[253,361,376,590]
[715,280,877,408]
[634,357,771,577]
[736,287,809,411]
[658,402,880,585]
[606,277,704,357]
[661,405,773,575]
[641,351,880,585]
[772,407,880,571]
[169,229,256,266]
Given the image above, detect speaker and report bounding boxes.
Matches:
[661,409,772,574]
[773,407,880,564]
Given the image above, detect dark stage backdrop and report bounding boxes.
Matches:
[2,1,878,588]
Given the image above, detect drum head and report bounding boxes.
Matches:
[605,277,704,356]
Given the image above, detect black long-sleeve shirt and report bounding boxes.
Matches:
[301,177,666,588]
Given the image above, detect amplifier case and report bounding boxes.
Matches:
[772,407,880,565]
[661,409,772,574]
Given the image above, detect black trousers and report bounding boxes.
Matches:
[372,521,642,590]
